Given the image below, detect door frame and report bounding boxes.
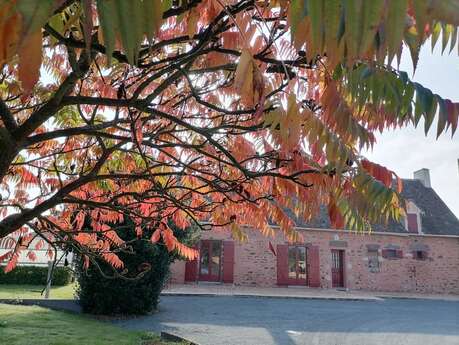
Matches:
[331,249,345,288]
[287,245,308,286]
[198,240,222,282]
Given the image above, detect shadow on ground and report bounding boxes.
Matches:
[113,296,459,345]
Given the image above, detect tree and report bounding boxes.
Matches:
[76,218,198,315]
[0,1,458,273]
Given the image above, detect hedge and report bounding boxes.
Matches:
[0,266,72,286]
[75,218,198,315]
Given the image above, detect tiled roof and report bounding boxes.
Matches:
[400,179,459,235]
[287,179,459,236]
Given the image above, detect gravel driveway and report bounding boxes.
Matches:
[113,296,459,345]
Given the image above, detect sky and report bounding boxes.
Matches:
[364,43,459,217]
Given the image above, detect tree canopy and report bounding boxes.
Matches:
[0,0,458,273]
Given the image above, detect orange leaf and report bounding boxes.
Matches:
[102,252,124,269]
[361,159,394,188]
[151,228,161,243]
[234,49,253,102]
[161,226,176,251]
[4,250,19,273]
[328,198,345,229]
[0,6,20,64]
[18,30,42,95]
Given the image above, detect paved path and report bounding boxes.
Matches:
[163,283,459,302]
[114,296,459,345]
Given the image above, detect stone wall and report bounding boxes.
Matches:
[170,227,459,294]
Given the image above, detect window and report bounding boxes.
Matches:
[404,201,422,233]
[368,250,380,273]
[382,248,403,259]
[287,245,307,285]
[413,250,428,260]
[199,240,222,281]
[407,213,419,233]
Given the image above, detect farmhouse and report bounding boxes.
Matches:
[170,169,459,294]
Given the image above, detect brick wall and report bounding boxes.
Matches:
[170,228,459,294]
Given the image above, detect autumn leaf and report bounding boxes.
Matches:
[151,228,161,243]
[17,29,42,95]
[234,49,254,103]
[0,0,457,274]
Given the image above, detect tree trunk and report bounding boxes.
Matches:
[0,127,19,186]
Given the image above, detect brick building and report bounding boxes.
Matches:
[170,169,459,294]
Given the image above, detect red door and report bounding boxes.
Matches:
[331,249,345,288]
[199,240,222,282]
[287,246,308,285]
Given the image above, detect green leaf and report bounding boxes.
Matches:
[404,28,421,71]
[412,0,428,40]
[116,0,136,64]
[289,0,307,37]
[16,0,55,36]
[142,0,156,41]
[385,0,408,64]
[441,24,453,54]
[449,26,457,53]
[431,21,442,52]
[307,0,324,54]
[96,0,118,63]
[436,96,447,138]
[323,0,341,49]
[343,0,360,60]
[359,0,384,54]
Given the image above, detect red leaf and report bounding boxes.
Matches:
[447,101,459,136]
[26,251,37,261]
[328,199,345,229]
[361,160,394,188]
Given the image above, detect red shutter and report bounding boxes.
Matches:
[184,245,199,282]
[276,244,288,286]
[381,249,388,258]
[396,249,403,259]
[307,245,321,288]
[222,241,235,283]
[407,213,418,233]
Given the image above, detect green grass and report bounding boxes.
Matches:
[0,284,76,299]
[0,303,188,345]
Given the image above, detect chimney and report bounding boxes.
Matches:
[413,168,431,188]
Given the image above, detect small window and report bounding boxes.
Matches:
[382,249,403,259]
[413,250,428,260]
[368,250,380,273]
[407,213,419,233]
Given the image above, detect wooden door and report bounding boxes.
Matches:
[331,249,345,288]
[199,240,221,282]
[287,246,308,285]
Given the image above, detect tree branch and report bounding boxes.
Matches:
[0,98,18,132]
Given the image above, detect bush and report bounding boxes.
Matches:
[0,266,72,286]
[75,219,197,315]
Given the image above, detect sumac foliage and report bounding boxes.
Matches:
[76,219,197,315]
[0,1,458,274]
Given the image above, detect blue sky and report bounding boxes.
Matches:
[364,43,459,217]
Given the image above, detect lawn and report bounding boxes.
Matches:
[0,303,188,345]
[0,284,76,299]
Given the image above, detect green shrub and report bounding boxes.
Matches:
[75,219,197,315]
[0,266,72,286]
